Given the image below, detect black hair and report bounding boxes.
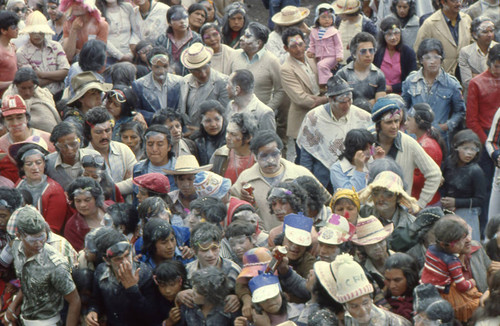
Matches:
[133,40,153,65]
[350,32,376,59]
[424,299,455,325]
[231,69,254,93]
[119,121,145,149]
[267,181,307,215]
[15,143,49,178]
[221,2,249,46]
[144,124,174,160]
[250,130,283,156]
[416,38,444,63]
[138,196,170,222]
[0,187,23,213]
[339,129,375,163]
[50,121,82,148]
[107,62,137,87]
[198,197,227,224]
[225,220,255,239]
[107,203,139,235]
[83,106,113,144]
[486,214,500,240]
[151,109,186,128]
[154,260,189,288]
[94,227,128,261]
[247,21,270,44]
[200,22,221,40]
[79,39,107,72]
[188,3,207,18]
[433,218,468,247]
[281,27,304,47]
[142,218,175,258]
[66,177,105,208]
[166,5,188,33]
[190,222,222,251]
[390,0,416,26]
[488,44,500,66]
[411,103,447,156]
[0,10,19,32]
[72,267,94,295]
[450,129,481,165]
[295,176,327,216]
[191,266,229,306]
[312,278,344,314]
[109,85,138,118]
[229,112,256,144]
[13,67,39,86]
[383,253,419,297]
[378,16,402,52]
[199,99,225,117]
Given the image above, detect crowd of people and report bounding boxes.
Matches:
[0,0,499,324]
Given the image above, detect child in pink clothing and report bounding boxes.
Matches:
[307,4,343,86]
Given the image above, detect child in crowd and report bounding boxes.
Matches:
[77,228,100,270]
[225,220,258,266]
[307,3,343,86]
[421,218,481,322]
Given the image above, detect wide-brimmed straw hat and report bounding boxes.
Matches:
[162,155,212,175]
[314,254,373,303]
[359,170,419,212]
[271,6,310,26]
[350,215,393,246]
[180,43,214,70]
[334,0,361,14]
[67,72,112,105]
[20,11,55,35]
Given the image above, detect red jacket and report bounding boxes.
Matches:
[412,133,442,205]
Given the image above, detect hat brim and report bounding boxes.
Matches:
[2,108,27,117]
[313,261,339,300]
[180,48,214,70]
[351,223,394,246]
[67,82,112,104]
[252,283,281,303]
[271,7,310,26]
[237,264,268,282]
[318,229,348,245]
[163,164,213,175]
[8,142,48,161]
[20,25,55,35]
[285,225,312,247]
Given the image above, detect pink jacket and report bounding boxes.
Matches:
[308,26,343,60]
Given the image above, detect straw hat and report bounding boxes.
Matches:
[350,215,393,246]
[162,155,212,175]
[314,254,373,303]
[180,43,214,70]
[237,247,273,282]
[271,6,310,26]
[284,213,313,247]
[334,0,361,14]
[358,171,420,212]
[67,72,112,105]
[20,11,55,35]
[318,214,355,245]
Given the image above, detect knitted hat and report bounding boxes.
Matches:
[359,171,419,212]
[318,214,355,245]
[237,247,273,281]
[20,11,55,35]
[249,273,281,303]
[15,206,47,235]
[194,171,231,200]
[284,213,313,246]
[315,253,373,303]
[272,6,310,26]
[1,95,27,117]
[371,97,402,122]
[325,75,352,97]
[162,155,212,175]
[330,188,361,211]
[133,173,170,194]
[334,0,361,14]
[180,43,213,70]
[350,215,393,246]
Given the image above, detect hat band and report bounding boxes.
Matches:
[356,227,387,242]
[187,54,210,66]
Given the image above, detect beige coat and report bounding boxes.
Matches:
[414,10,472,75]
[281,55,320,138]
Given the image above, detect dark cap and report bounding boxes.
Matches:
[325,76,353,97]
[16,206,46,235]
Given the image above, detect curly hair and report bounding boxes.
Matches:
[295,176,327,216]
[191,266,229,306]
[84,107,113,145]
[66,177,105,208]
[107,203,139,235]
[0,187,23,213]
[229,112,257,144]
[267,181,307,215]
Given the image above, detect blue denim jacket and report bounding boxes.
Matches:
[402,68,465,144]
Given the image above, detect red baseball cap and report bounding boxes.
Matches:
[1,95,27,117]
[133,173,170,193]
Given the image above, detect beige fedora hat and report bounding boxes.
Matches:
[20,11,55,35]
[180,43,214,70]
[271,6,310,26]
[163,155,213,175]
[67,72,112,105]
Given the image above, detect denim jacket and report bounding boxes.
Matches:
[131,72,183,124]
[402,68,465,143]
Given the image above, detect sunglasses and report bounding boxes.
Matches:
[106,241,131,258]
[13,7,26,13]
[107,89,126,103]
[82,154,105,167]
[359,47,375,55]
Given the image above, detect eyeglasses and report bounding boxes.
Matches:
[197,242,220,251]
[422,54,442,62]
[457,145,480,154]
[23,232,47,245]
[12,7,26,13]
[334,92,353,103]
[359,47,375,55]
[82,154,105,168]
[106,241,131,258]
[107,89,126,103]
[257,149,281,161]
[55,138,80,150]
[371,188,396,199]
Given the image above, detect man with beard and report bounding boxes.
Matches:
[132,47,183,124]
[60,0,109,62]
[84,107,136,195]
[231,130,327,231]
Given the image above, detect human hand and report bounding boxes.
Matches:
[240,185,254,203]
[438,123,449,132]
[276,253,290,276]
[470,279,477,288]
[71,17,84,32]
[440,197,455,209]
[480,289,490,307]
[252,308,270,326]
[85,311,99,326]
[353,150,366,171]
[373,146,385,159]
[234,316,249,326]
[224,294,240,313]
[120,54,134,62]
[386,84,393,93]
[176,289,194,308]
[183,125,198,138]
[241,299,253,320]
[306,51,314,58]
[117,259,139,289]
[165,305,181,326]
[132,112,148,129]
[179,246,194,260]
